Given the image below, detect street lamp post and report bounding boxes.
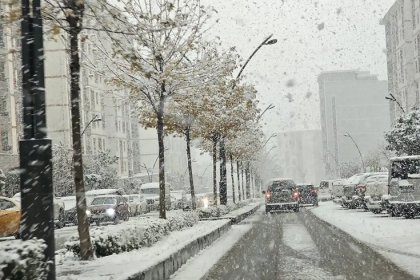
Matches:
[344,132,366,172]
[385,94,405,113]
[219,34,277,204]
[20,0,55,279]
[81,114,102,136]
[262,133,278,148]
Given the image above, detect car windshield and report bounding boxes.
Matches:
[91,197,116,206]
[6,1,420,279]
[268,180,295,191]
[141,188,160,195]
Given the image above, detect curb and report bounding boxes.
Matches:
[126,204,260,280]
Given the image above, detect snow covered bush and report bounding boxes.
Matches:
[0,239,47,280]
[65,211,199,258]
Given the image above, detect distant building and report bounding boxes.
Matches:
[382,0,420,122]
[276,129,324,184]
[318,70,389,178]
[138,127,188,188]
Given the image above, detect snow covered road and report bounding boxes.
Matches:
[204,208,412,280]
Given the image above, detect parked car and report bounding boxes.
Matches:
[364,175,389,214]
[123,194,147,216]
[297,184,318,206]
[85,188,126,206]
[387,156,420,219]
[140,182,172,211]
[87,195,130,226]
[263,178,299,213]
[318,180,333,201]
[170,190,187,209]
[331,179,346,202]
[341,172,387,209]
[0,196,20,238]
[12,192,65,228]
[60,196,77,225]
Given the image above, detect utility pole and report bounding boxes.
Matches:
[20,0,55,279]
[344,132,366,173]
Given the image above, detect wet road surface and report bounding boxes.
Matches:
[206,208,415,280]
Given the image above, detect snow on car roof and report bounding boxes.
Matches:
[140,182,160,189]
[85,189,121,196]
[390,155,420,161]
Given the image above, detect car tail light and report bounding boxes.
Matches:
[265,192,272,202]
[292,191,299,201]
[357,185,366,192]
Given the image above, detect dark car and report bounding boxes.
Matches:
[297,184,318,206]
[263,178,299,213]
[87,195,130,226]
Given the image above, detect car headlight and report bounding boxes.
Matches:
[202,197,209,208]
[86,210,91,216]
[106,208,116,217]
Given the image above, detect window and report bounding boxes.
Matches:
[98,138,102,151]
[96,92,99,105]
[1,130,9,151]
[93,138,97,154]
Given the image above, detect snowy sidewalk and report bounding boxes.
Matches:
[311,201,420,277]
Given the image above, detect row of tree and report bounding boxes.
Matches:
[24,0,270,259]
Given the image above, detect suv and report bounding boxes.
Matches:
[263,178,299,213]
[297,184,318,206]
[341,172,387,209]
[87,195,129,226]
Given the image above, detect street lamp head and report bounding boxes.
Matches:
[265,39,278,45]
[385,96,393,101]
[343,133,349,137]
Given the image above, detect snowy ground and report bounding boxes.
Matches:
[312,201,420,278]
[57,219,230,280]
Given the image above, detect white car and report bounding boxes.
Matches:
[12,192,65,228]
[123,194,148,216]
[364,175,389,214]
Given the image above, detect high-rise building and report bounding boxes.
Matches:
[318,70,389,178]
[276,130,324,185]
[382,0,420,122]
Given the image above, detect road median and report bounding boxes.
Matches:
[56,202,261,280]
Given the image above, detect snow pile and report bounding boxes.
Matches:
[64,211,199,258]
[198,200,250,219]
[0,239,47,280]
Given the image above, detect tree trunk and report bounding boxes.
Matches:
[212,135,218,206]
[69,21,93,259]
[157,109,166,219]
[219,137,227,205]
[245,162,250,199]
[230,154,235,204]
[186,128,196,209]
[237,161,241,201]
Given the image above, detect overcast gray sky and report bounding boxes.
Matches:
[203,0,395,134]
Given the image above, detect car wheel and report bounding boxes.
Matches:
[113,215,120,224]
[14,232,20,239]
[95,220,101,226]
[124,212,129,221]
[294,207,299,213]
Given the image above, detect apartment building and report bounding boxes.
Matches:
[382,0,420,122]
[0,9,20,171]
[318,70,389,178]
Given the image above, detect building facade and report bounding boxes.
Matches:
[0,8,20,172]
[382,0,420,122]
[276,130,324,185]
[318,70,389,178]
